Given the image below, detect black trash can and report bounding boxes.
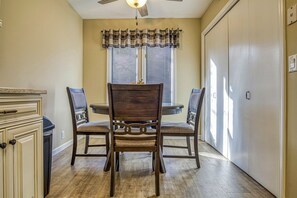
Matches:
[43,117,55,197]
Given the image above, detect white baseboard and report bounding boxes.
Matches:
[52,137,83,156]
[52,139,73,156]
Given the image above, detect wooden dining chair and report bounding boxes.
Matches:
[108,83,163,197]
[66,87,110,166]
[160,88,205,168]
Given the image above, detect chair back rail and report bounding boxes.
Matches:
[108,83,163,144]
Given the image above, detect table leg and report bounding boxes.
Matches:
[159,147,166,173]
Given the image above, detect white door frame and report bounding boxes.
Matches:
[200,0,286,197]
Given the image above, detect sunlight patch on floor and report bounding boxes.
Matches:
[199,151,228,161]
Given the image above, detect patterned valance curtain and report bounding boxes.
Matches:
[101,28,180,48]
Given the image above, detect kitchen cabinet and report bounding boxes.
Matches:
[0,88,46,198]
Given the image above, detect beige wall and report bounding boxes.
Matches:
[201,0,229,31]
[0,0,83,149]
[83,18,201,122]
[286,0,297,197]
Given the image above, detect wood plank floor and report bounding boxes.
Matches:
[47,138,275,198]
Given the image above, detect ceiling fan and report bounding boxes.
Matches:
[98,0,183,17]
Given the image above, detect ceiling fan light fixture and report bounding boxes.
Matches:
[126,0,147,8]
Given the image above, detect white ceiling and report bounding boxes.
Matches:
[68,0,213,19]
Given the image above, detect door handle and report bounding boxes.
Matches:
[0,109,18,115]
[246,91,251,100]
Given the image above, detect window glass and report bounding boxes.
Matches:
[108,47,175,103]
[146,47,173,103]
[111,48,137,83]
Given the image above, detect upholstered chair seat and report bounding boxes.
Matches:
[77,121,110,133]
[160,122,194,134]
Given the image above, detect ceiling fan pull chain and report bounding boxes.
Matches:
[135,9,138,26]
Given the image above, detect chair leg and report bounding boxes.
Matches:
[160,135,164,152]
[116,152,120,172]
[105,133,110,155]
[194,135,200,168]
[152,152,155,171]
[159,146,166,173]
[84,135,90,154]
[110,150,115,197]
[155,149,160,196]
[186,136,192,156]
[71,135,78,165]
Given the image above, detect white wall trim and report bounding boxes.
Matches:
[173,48,177,103]
[52,139,74,156]
[142,47,147,83]
[106,48,112,102]
[201,0,240,36]
[52,136,83,156]
[278,0,286,197]
[106,48,112,83]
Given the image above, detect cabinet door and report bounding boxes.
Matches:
[6,121,43,198]
[0,129,4,198]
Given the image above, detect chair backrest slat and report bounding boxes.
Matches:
[66,87,89,130]
[186,88,205,128]
[109,84,162,122]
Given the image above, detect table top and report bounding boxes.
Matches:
[90,103,184,115]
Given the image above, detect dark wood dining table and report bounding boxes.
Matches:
[90,103,184,115]
[89,102,184,173]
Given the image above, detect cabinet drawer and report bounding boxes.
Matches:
[0,97,42,124]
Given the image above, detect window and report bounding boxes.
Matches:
[144,47,174,103]
[108,46,175,103]
[111,48,138,84]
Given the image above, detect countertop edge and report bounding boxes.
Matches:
[0,87,47,95]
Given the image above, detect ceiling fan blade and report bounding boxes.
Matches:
[98,0,119,5]
[138,4,148,17]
